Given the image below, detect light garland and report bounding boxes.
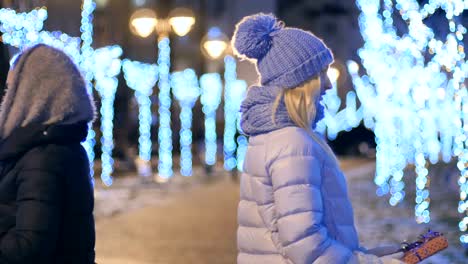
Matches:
[458,69,468,244]
[317,68,362,139]
[122,59,158,177]
[231,80,247,171]
[200,73,223,166]
[348,0,467,236]
[223,55,238,171]
[80,0,97,183]
[157,37,173,179]
[0,8,82,63]
[0,8,47,48]
[223,56,247,171]
[93,45,123,186]
[171,69,200,176]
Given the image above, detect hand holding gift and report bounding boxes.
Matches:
[400,229,449,264]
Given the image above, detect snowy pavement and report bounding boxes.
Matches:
[347,160,467,264]
[94,158,467,264]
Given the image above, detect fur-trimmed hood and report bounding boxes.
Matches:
[0,44,96,139]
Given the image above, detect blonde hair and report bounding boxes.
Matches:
[272,77,337,161]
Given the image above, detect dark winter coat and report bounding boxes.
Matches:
[0,121,95,264]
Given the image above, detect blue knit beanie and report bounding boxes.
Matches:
[232,13,333,89]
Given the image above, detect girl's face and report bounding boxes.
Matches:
[313,68,332,124]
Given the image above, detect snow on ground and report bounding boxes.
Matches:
[95,158,467,263]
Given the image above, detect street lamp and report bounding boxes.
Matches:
[168,8,195,37]
[129,8,157,38]
[130,7,195,39]
[201,27,229,60]
[129,7,195,180]
[200,28,247,173]
[198,27,229,173]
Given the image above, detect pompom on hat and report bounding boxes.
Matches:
[232,13,333,89]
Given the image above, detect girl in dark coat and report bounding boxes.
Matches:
[0,44,96,263]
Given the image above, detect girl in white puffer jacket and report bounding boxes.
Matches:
[232,13,404,264]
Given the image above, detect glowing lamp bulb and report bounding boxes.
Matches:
[203,40,228,60]
[130,9,157,38]
[169,16,195,36]
[327,67,340,84]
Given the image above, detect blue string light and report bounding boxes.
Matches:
[171,69,200,176]
[157,37,173,179]
[38,31,82,63]
[200,73,222,166]
[231,80,247,171]
[223,55,239,171]
[93,45,122,186]
[0,8,47,48]
[0,8,82,63]
[458,87,468,244]
[317,68,362,139]
[349,0,467,235]
[80,0,97,184]
[122,59,158,177]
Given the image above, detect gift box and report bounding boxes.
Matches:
[401,229,448,264]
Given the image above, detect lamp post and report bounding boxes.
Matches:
[199,27,228,173]
[201,27,247,174]
[129,7,195,181]
[201,27,229,61]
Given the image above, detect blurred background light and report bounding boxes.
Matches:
[171,69,200,176]
[93,45,123,187]
[200,73,223,166]
[201,27,229,60]
[129,8,157,38]
[122,59,158,178]
[168,8,196,37]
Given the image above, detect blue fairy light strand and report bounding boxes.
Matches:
[223,55,239,171]
[122,59,158,176]
[200,73,223,166]
[348,0,467,238]
[157,37,173,179]
[231,80,247,171]
[171,69,200,176]
[80,0,97,183]
[0,8,47,48]
[93,45,123,186]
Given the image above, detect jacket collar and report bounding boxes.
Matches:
[0,121,88,160]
